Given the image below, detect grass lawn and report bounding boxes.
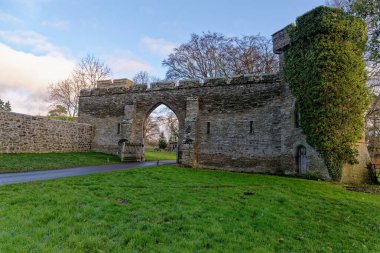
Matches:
[144,146,176,161]
[0,148,176,173]
[0,152,120,173]
[0,165,379,252]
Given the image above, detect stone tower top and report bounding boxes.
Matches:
[272,25,291,54]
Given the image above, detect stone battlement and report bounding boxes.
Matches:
[97,78,134,89]
[80,73,281,97]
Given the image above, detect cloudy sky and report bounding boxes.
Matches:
[0,0,325,115]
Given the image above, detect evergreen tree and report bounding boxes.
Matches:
[158,132,168,149]
[0,99,11,112]
[4,101,11,112]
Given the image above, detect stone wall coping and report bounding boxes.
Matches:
[80,73,282,97]
[0,111,92,127]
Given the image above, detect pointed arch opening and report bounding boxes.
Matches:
[143,103,179,162]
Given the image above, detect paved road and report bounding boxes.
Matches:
[0,160,176,186]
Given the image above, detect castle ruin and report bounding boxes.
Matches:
[0,9,371,183]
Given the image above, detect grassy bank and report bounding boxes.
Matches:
[0,165,378,252]
[0,152,120,173]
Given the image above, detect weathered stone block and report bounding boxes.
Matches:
[150,81,176,91]
[272,25,292,54]
[203,77,227,87]
[130,84,148,92]
[178,79,200,89]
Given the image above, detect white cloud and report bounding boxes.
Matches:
[0,42,75,115]
[105,50,155,79]
[141,36,175,57]
[41,20,70,30]
[0,30,65,57]
[0,12,22,23]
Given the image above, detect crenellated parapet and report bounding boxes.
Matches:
[79,73,282,97]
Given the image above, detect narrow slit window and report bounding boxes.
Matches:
[207,122,210,134]
[250,121,253,134]
[117,123,121,134]
[295,101,301,128]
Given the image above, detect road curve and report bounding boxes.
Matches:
[0,160,176,186]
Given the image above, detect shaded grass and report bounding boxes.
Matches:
[144,147,176,161]
[0,165,379,252]
[0,152,120,173]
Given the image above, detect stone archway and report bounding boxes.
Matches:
[142,102,181,163]
[119,96,187,164]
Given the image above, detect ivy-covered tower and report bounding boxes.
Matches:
[274,6,371,183]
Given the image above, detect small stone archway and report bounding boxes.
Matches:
[142,102,182,163]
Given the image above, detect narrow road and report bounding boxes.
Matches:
[0,160,176,186]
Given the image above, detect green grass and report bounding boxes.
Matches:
[0,165,379,252]
[144,146,176,161]
[0,148,176,174]
[0,152,120,173]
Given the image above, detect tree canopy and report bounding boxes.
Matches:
[162,32,278,80]
[48,54,111,117]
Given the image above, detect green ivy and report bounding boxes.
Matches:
[48,116,75,122]
[284,6,370,180]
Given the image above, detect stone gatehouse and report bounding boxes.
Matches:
[77,27,331,179]
[0,8,370,182]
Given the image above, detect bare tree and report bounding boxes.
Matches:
[167,111,178,142]
[325,0,350,10]
[132,71,161,85]
[48,79,79,117]
[162,32,278,80]
[48,54,111,117]
[72,54,111,89]
[144,115,161,146]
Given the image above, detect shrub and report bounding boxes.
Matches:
[158,133,168,149]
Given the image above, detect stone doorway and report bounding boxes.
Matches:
[297,145,307,174]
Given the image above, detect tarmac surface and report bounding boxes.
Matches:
[0,160,176,186]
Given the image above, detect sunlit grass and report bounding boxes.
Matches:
[144,146,176,161]
[0,165,379,252]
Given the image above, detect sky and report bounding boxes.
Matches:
[0,0,326,115]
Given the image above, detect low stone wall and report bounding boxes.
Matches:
[0,111,92,153]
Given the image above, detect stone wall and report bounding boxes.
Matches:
[0,111,92,153]
[78,75,331,180]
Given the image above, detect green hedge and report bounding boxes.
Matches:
[284,6,370,180]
